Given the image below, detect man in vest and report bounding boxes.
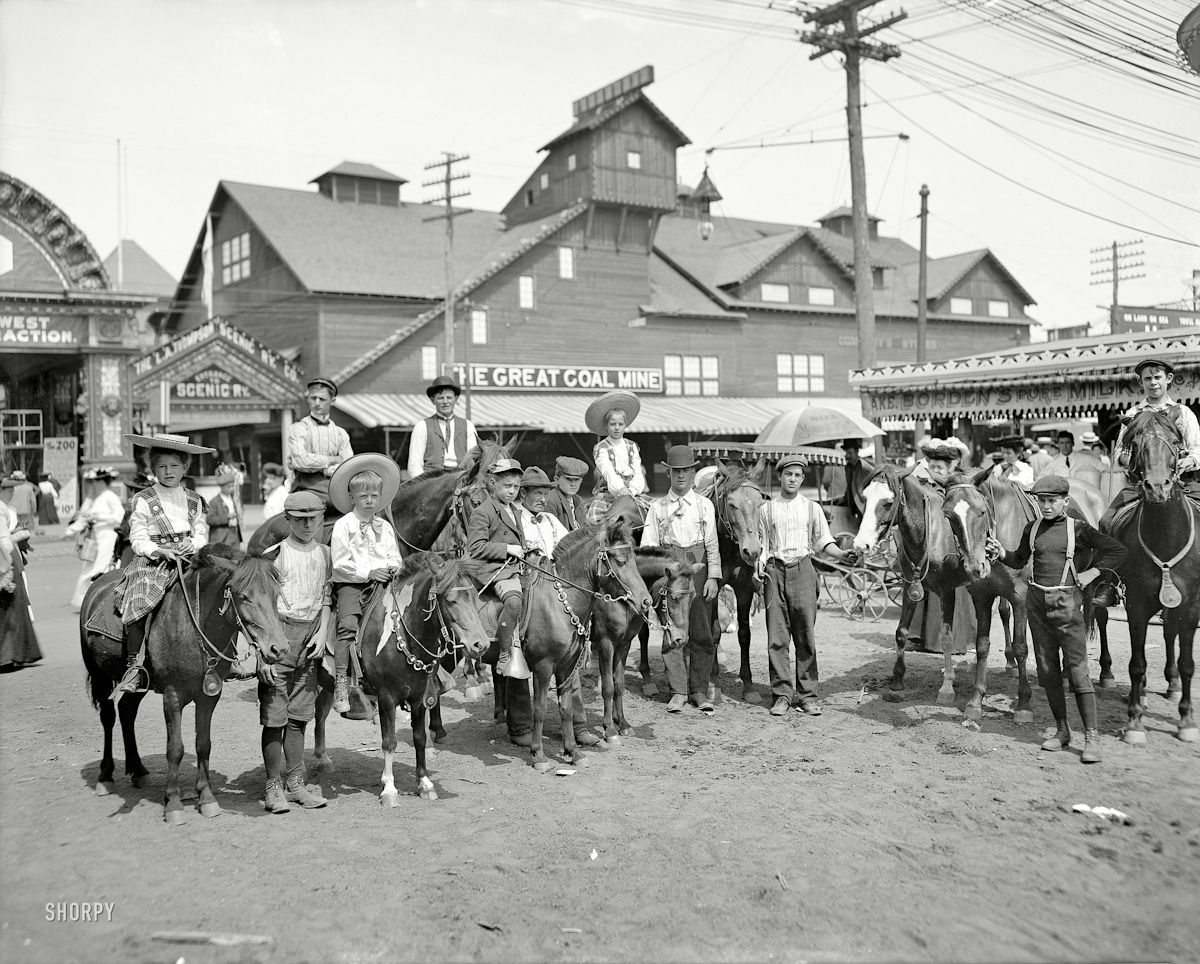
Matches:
[407,375,479,479]
[287,377,353,499]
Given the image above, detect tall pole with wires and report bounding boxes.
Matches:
[917,183,929,365]
[423,153,471,377]
[794,0,907,371]
[1089,239,1144,333]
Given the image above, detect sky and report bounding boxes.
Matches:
[2,0,1197,337]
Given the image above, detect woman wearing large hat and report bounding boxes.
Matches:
[586,390,646,500]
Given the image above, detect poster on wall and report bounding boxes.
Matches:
[42,437,78,518]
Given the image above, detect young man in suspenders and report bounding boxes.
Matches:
[987,475,1127,763]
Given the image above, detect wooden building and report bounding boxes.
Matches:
[159,67,1037,486]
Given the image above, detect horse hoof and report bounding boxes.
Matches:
[605,735,623,747]
[1096,675,1117,690]
[314,755,335,775]
[964,704,982,722]
[95,780,116,797]
[1013,709,1034,724]
[130,773,150,789]
[464,686,482,700]
[882,689,909,703]
[1123,728,1148,746]
[743,688,763,706]
[936,689,956,706]
[1004,661,1017,676]
[641,681,659,698]
[380,790,400,808]
[533,760,555,773]
[163,808,185,826]
[198,801,222,819]
[432,729,448,744]
[1177,727,1199,743]
[568,756,588,769]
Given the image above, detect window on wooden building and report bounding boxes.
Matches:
[807,286,834,306]
[525,189,534,207]
[950,297,972,315]
[220,231,251,285]
[471,309,488,345]
[988,299,1011,318]
[664,354,719,396]
[519,275,535,309]
[558,247,574,280]
[872,267,885,288]
[760,283,789,303]
[540,172,549,190]
[777,353,826,393]
[567,153,577,172]
[420,345,438,380]
[627,151,642,170]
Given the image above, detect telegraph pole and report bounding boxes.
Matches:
[917,184,929,365]
[1089,239,1144,333]
[422,153,471,377]
[794,0,906,371]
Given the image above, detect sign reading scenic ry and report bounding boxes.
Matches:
[451,363,663,393]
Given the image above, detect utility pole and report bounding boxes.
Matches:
[422,153,471,378]
[917,184,929,365]
[1089,239,1144,334]
[794,0,907,371]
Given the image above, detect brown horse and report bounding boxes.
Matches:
[510,515,654,770]
[1110,407,1199,744]
[592,546,703,744]
[80,546,289,823]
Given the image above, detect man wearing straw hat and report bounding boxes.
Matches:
[288,376,353,499]
[408,375,479,480]
[640,445,721,715]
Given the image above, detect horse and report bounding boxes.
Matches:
[591,546,704,744]
[1109,408,1199,744]
[343,553,492,804]
[79,546,289,823]
[854,465,973,705]
[939,473,1034,722]
[505,514,654,771]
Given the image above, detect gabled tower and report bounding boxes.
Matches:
[501,66,690,251]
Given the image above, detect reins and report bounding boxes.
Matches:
[173,559,267,670]
[520,543,643,611]
[389,576,467,673]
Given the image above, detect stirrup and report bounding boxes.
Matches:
[110,663,149,701]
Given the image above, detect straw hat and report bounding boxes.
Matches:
[327,453,401,514]
[124,432,216,456]
[585,390,640,436]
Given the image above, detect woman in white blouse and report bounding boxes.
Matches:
[67,467,126,611]
[586,390,647,500]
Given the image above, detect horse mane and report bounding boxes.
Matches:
[401,550,486,593]
[552,515,631,567]
[395,467,455,497]
[460,440,510,485]
[635,544,675,561]
[226,552,282,596]
[1126,406,1182,442]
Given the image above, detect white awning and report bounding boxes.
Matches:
[335,393,870,435]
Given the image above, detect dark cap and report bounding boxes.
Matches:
[519,466,553,489]
[1030,476,1069,497]
[661,445,699,470]
[1134,358,1174,377]
[284,491,326,516]
[554,456,589,478]
[426,374,462,399]
[306,376,339,397]
[776,454,808,473]
[842,438,862,450]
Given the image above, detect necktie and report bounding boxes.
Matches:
[531,513,543,524]
[1065,455,1071,468]
[311,417,329,426]
[567,500,576,527]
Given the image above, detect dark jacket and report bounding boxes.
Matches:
[206,493,242,548]
[544,489,586,531]
[465,497,527,582]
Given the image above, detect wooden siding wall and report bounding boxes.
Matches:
[503,135,593,228]
[319,298,437,378]
[591,103,676,211]
[940,260,1027,319]
[729,237,850,305]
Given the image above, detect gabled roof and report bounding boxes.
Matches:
[714,230,803,288]
[644,252,744,321]
[816,205,881,223]
[918,248,1036,306]
[103,240,176,298]
[540,90,690,152]
[310,161,408,184]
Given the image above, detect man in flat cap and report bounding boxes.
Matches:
[408,375,479,480]
[544,456,589,531]
[987,475,1126,764]
[288,376,353,499]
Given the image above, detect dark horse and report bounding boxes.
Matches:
[349,553,491,804]
[80,546,289,823]
[1111,408,1199,744]
[940,474,1034,722]
[505,515,654,771]
[592,546,704,744]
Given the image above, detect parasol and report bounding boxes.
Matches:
[755,405,883,447]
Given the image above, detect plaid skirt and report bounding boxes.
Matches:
[120,555,174,624]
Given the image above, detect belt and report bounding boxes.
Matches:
[150,533,190,545]
[1029,581,1077,592]
[768,556,812,568]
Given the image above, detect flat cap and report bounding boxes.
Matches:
[488,458,523,476]
[1030,476,1069,496]
[776,454,809,473]
[283,491,326,516]
[1134,358,1173,377]
[554,456,590,478]
[305,376,339,397]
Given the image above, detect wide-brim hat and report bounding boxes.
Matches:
[585,390,640,436]
[921,439,963,463]
[10,470,26,481]
[92,467,119,482]
[261,461,285,477]
[125,432,216,456]
[1031,476,1069,497]
[1080,431,1100,445]
[1134,358,1173,377]
[996,436,1025,451]
[327,453,401,514]
[661,444,700,470]
[426,374,462,399]
[519,466,553,489]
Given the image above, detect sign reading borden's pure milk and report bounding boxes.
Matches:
[452,364,663,393]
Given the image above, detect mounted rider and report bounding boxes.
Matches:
[544,456,589,531]
[1099,358,1200,533]
[913,438,970,490]
[587,390,647,507]
[287,376,353,501]
[407,375,479,480]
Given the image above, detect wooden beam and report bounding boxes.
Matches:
[616,206,628,254]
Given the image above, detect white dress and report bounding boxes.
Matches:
[69,488,125,609]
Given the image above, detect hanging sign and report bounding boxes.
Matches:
[172,367,258,401]
[452,363,663,393]
[42,437,78,517]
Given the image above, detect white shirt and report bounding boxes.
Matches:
[331,512,402,583]
[640,490,721,581]
[407,416,479,479]
[519,506,569,557]
[1037,450,1105,479]
[595,438,646,496]
[990,460,1034,487]
[275,538,331,621]
[288,415,353,473]
[1114,395,1200,466]
[82,489,125,533]
[757,494,835,566]
[263,482,289,519]
[129,484,209,558]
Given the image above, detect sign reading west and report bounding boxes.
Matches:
[0,314,87,346]
[452,363,663,393]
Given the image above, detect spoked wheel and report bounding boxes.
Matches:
[836,570,890,622]
[883,574,904,607]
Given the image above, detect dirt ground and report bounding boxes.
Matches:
[2,547,1198,964]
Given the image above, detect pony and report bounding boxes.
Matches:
[1110,407,1199,744]
[80,546,289,824]
[591,545,704,744]
[505,515,654,771]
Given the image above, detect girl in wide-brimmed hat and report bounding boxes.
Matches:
[111,433,216,699]
[585,390,646,501]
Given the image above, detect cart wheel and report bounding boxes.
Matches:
[836,570,890,622]
[884,575,904,607]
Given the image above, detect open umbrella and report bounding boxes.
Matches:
[755,405,883,447]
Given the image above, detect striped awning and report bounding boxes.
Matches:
[335,393,870,435]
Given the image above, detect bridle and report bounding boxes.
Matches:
[943,481,996,560]
[390,575,473,674]
[174,560,274,674]
[652,572,694,645]
[1129,422,1184,491]
[871,470,936,585]
[709,475,762,545]
[521,542,645,612]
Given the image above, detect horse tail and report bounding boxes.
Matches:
[79,619,104,711]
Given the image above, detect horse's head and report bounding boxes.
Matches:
[207,548,289,664]
[1126,407,1182,504]
[854,465,900,552]
[712,461,765,566]
[656,555,704,651]
[424,555,490,659]
[942,476,993,580]
[558,516,654,617]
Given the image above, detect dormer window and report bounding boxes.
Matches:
[872,267,885,288]
[627,151,641,170]
[220,232,251,285]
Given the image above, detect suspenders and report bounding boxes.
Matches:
[1029,517,1077,590]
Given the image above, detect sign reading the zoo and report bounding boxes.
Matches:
[173,367,259,401]
[452,364,663,393]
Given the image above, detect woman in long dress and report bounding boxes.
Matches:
[66,467,126,612]
[37,473,60,525]
[0,485,42,671]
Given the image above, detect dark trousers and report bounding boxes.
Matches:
[334,583,369,678]
[764,557,819,702]
[662,544,716,701]
[1027,586,1092,695]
